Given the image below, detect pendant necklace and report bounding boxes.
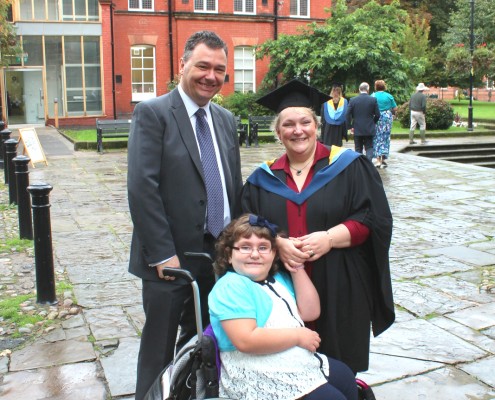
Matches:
[289,157,314,176]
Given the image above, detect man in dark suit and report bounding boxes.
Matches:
[346,82,380,161]
[127,31,243,400]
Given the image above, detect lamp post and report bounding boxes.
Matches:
[467,0,474,132]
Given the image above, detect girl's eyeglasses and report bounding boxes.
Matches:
[232,245,272,254]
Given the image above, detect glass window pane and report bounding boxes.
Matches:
[206,0,216,11]
[143,47,154,57]
[65,37,82,64]
[19,0,32,19]
[143,70,154,82]
[246,0,254,12]
[234,0,242,12]
[63,0,73,20]
[194,0,203,10]
[143,58,154,68]
[47,0,59,20]
[129,0,139,8]
[85,66,101,87]
[23,36,43,66]
[84,37,100,64]
[132,84,143,93]
[143,84,154,93]
[88,0,99,19]
[66,67,83,88]
[132,70,143,83]
[45,36,63,117]
[143,0,153,9]
[33,0,45,19]
[132,58,142,68]
[85,89,101,113]
[74,0,86,20]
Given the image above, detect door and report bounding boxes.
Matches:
[5,69,44,125]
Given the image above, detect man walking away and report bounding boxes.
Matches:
[346,82,380,161]
[409,82,429,145]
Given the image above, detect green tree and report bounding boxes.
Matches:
[0,0,21,67]
[256,0,424,102]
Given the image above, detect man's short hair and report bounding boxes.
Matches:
[183,31,228,62]
[359,82,369,93]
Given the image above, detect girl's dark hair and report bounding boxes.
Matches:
[214,214,279,277]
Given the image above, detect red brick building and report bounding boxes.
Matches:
[104,0,330,120]
[1,0,331,127]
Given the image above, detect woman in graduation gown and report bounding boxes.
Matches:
[320,85,348,147]
[241,79,394,374]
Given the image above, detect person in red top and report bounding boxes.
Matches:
[241,79,394,375]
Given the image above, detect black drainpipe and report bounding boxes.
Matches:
[110,2,117,119]
[168,1,174,85]
[274,0,278,40]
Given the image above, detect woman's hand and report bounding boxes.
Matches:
[276,236,311,270]
[297,327,321,353]
[297,231,334,261]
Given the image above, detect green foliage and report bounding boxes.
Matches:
[222,91,273,118]
[0,0,22,67]
[445,45,495,89]
[256,0,425,103]
[0,294,43,327]
[396,98,455,130]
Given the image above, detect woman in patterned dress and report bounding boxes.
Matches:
[371,80,397,168]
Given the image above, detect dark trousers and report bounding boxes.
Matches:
[135,236,216,400]
[305,357,358,400]
[354,135,374,160]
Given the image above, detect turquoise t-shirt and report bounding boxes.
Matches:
[372,91,397,112]
[208,271,295,351]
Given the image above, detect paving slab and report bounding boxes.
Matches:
[459,356,495,388]
[447,302,495,330]
[357,353,444,385]
[73,281,141,308]
[9,340,96,371]
[0,362,106,400]
[100,337,140,397]
[370,366,495,400]
[84,306,138,341]
[426,246,495,266]
[370,319,487,364]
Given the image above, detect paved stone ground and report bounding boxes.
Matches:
[0,127,494,399]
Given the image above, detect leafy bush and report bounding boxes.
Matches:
[223,91,274,118]
[396,99,454,130]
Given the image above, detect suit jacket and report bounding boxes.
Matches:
[127,88,243,281]
[346,93,380,137]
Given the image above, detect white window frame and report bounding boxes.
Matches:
[290,0,309,18]
[194,0,218,13]
[128,0,154,12]
[131,46,156,102]
[234,0,255,15]
[234,46,255,93]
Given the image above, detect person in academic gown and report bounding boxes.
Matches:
[241,79,394,374]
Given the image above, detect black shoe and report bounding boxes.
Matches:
[409,140,417,145]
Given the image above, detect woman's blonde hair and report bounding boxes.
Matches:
[214,214,280,277]
[272,107,319,134]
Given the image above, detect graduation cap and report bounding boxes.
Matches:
[256,79,331,116]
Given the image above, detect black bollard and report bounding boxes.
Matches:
[14,155,33,240]
[5,138,18,204]
[27,182,57,305]
[1,128,12,177]
[0,122,4,169]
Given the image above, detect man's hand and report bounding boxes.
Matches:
[156,255,181,280]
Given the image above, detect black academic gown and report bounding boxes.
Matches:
[241,153,394,373]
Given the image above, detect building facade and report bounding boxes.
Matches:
[0,0,331,128]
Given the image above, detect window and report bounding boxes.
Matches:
[194,0,217,12]
[64,36,103,115]
[61,0,99,21]
[129,0,154,11]
[131,46,156,101]
[234,0,254,14]
[234,47,255,93]
[290,0,309,17]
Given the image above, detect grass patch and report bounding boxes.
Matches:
[0,294,43,326]
[449,100,495,120]
[0,238,33,254]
